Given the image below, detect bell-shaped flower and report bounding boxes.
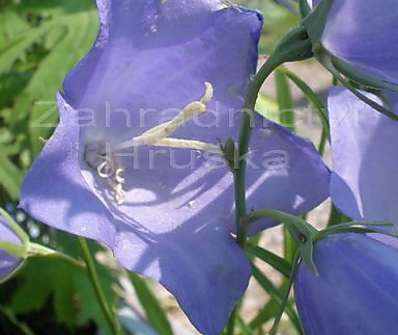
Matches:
[309,0,398,86]
[0,213,24,283]
[20,1,329,333]
[328,88,398,228]
[295,233,398,334]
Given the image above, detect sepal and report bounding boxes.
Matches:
[302,0,333,48]
[299,0,311,17]
[273,25,313,63]
[221,138,238,171]
[318,51,398,121]
[332,56,398,93]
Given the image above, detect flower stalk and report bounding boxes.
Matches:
[78,238,123,335]
[235,25,313,247]
[228,25,314,333]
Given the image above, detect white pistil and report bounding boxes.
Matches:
[115,82,219,153]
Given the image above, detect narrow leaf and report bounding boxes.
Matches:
[246,244,292,278]
[130,273,174,335]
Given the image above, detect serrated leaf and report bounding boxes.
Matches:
[74,270,115,335]
[10,260,53,314]
[0,22,55,74]
[9,246,117,332]
[0,10,30,46]
[19,10,98,155]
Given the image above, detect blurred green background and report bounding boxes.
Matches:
[0,1,298,334]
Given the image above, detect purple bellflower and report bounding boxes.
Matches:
[0,214,23,283]
[328,88,398,229]
[20,1,329,333]
[295,233,398,335]
[310,0,398,85]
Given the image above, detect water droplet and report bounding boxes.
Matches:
[187,201,195,208]
[149,24,158,33]
[42,234,50,245]
[261,127,273,138]
[28,224,40,239]
[15,211,26,223]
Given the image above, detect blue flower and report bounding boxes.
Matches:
[311,0,398,85]
[295,233,398,334]
[0,213,23,283]
[20,1,329,333]
[328,88,398,232]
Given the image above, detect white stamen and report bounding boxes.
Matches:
[97,160,114,178]
[115,82,216,151]
[88,144,126,205]
[150,137,222,155]
[200,82,214,105]
[115,168,125,185]
[85,82,222,207]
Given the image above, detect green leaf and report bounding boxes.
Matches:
[22,11,98,155]
[130,273,174,335]
[280,66,329,154]
[275,70,298,264]
[252,266,302,333]
[236,316,253,335]
[10,260,54,314]
[74,268,116,335]
[269,254,302,335]
[275,69,295,131]
[0,21,55,74]
[280,67,329,136]
[0,151,23,199]
[255,94,279,121]
[10,241,117,333]
[246,244,292,278]
[0,10,30,46]
[249,299,280,329]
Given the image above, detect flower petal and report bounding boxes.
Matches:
[316,0,398,85]
[21,95,251,335]
[63,0,263,143]
[295,233,398,334]
[242,115,330,235]
[329,88,398,225]
[114,224,251,335]
[20,94,118,247]
[0,215,22,282]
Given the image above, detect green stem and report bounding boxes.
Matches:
[0,306,36,335]
[28,243,85,269]
[78,238,122,335]
[227,53,285,335]
[269,252,302,335]
[235,55,286,245]
[228,26,313,334]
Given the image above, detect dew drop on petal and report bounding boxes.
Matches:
[261,127,273,138]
